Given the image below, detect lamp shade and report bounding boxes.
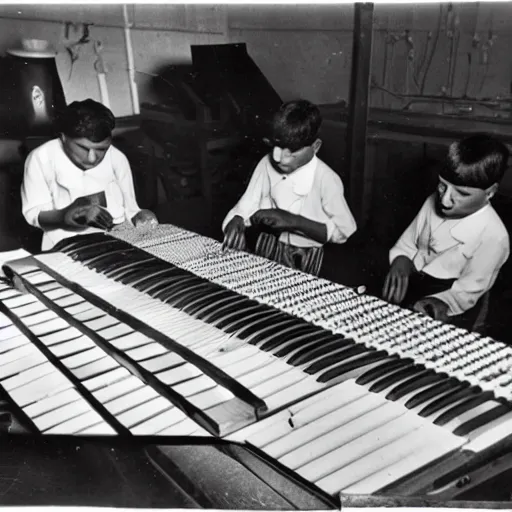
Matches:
[0,49,66,138]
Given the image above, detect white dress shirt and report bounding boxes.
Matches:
[21,138,142,251]
[222,154,356,248]
[390,194,510,316]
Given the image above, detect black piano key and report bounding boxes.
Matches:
[57,234,113,254]
[70,241,128,263]
[105,257,159,279]
[369,365,427,393]
[287,336,354,366]
[385,371,447,401]
[87,252,144,274]
[117,265,169,286]
[242,317,302,345]
[433,392,495,426]
[257,324,322,352]
[199,298,258,324]
[182,289,235,316]
[275,331,340,360]
[317,350,390,383]
[303,344,368,375]
[404,379,467,410]
[418,386,481,418]
[167,283,216,309]
[216,307,272,331]
[80,247,138,268]
[453,403,512,437]
[127,266,183,289]
[156,277,206,302]
[356,358,412,386]
[136,269,186,293]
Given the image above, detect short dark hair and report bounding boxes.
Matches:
[58,99,115,142]
[270,100,322,152]
[439,134,510,189]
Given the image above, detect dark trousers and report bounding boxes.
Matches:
[404,272,482,331]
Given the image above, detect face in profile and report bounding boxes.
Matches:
[61,135,112,171]
[435,176,494,219]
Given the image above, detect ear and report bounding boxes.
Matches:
[312,138,322,154]
[486,183,498,200]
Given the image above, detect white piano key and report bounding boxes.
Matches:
[0,324,23,341]
[220,350,276,377]
[263,376,324,412]
[0,288,22,300]
[130,406,188,435]
[62,347,106,369]
[65,301,97,316]
[2,361,55,390]
[0,342,37,366]
[25,387,83,419]
[83,367,131,391]
[73,308,107,323]
[109,332,153,351]
[45,409,108,435]
[50,336,96,358]
[262,392,386,457]
[72,356,119,381]
[156,363,203,386]
[117,396,173,429]
[11,371,73,407]
[126,342,168,362]
[140,351,187,373]
[250,367,308,400]
[23,270,54,285]
[3,293,39,309]
[30,317,72,336]
[8,300,47,318]
[34,397,92,431]
[157,418,204,436]
[42,287,75,301]
[38,327,84,346]
[0,334,30,354]
[96,322,134,340]
[53,294,85,308]
[84,315,122,331]
[342,429,465,495]
[298,412,420,483]
[317,424,433,494]
[280,401,399,471]
[238,358,294,389]
[78,422,117,436]
[172,374,218,397]
[465,410,512,452]
[93,375,144,403]
[105,385,159,415]
[187,385,235,410]
[22,309,59,327]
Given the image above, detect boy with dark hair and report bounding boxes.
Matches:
[222,99,356,275]
[383,134,510,329]
[21,99,157,251]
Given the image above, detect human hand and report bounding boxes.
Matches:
[382,255,415,304]
[132,209,158,228]
[63,197,114,231]
[250,208,295,231]
[222,216,246,252]
[413,297,449,321]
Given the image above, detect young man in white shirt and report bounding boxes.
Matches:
[21,99,157,251]
[383,134,510,330]
[222,100,357,275]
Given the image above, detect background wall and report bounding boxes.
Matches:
[0,3,510,119]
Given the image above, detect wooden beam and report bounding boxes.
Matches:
[346,2,374,227]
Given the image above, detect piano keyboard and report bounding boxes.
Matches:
[3,230,512,500]
[0,280,211,437]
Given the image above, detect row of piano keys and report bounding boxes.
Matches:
[2,234,512,499]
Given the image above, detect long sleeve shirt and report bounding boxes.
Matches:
[390,194,510,316]
[222,154,357,248]
[21,138,141,251]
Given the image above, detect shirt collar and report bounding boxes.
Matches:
[268,154,318,196]
[449,204,492,244]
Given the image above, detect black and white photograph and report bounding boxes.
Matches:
[1,1,512,509]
